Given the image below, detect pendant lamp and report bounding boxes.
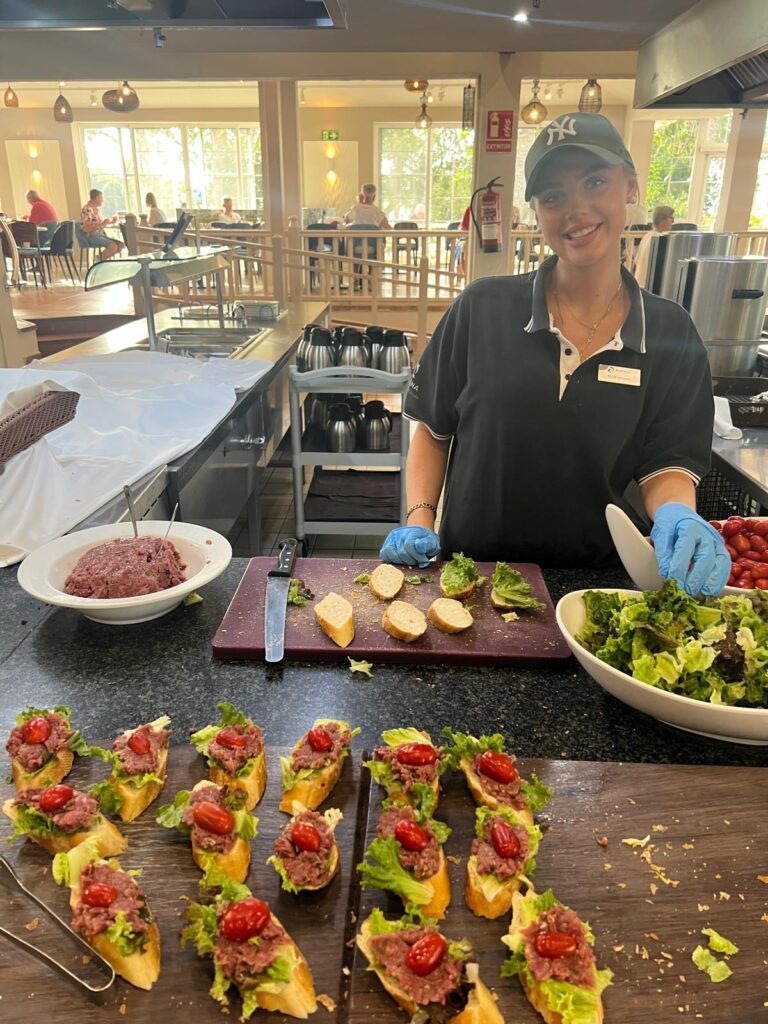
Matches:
[404,78,429,93]
[521,79,547,125]
[415,99,432,130]
[4,84,19,108]
[103,80,140,113]
[578,78,602,113]
[53,88,74,123]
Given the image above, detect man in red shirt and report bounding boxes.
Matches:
[25,190,58,225]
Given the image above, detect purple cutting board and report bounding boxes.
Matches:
[211,558,571,664]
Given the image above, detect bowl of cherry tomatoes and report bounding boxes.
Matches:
[712,516,768,593]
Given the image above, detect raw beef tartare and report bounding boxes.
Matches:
[64,537,187,599]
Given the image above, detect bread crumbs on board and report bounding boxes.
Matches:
[317,995,337,1012]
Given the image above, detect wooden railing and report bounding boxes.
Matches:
[731,231,768,257]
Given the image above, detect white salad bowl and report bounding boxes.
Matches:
[17,521,232,625]
[606,503,768,597]
[556,588,768,746]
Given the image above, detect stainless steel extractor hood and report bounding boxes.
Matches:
[635,0,768,109]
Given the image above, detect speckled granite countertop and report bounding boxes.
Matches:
[1,560,766,767]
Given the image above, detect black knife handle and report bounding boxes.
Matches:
[269,537,298,577]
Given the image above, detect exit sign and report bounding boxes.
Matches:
[321,130,340,141]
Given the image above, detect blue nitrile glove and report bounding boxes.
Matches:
[650,502,731,597]
[379,526,441,569]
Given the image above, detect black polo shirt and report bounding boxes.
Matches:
[403,255,714,566]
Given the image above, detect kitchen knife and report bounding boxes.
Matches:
[264,537,298,663]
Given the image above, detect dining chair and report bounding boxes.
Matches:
[306,223,338,290]
[10,221,47,287]
[41,221,80,283]
[75,221,107,273]
[347,223,380,292]
[393,221,419,269]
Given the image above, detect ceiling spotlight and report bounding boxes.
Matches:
[4,84,19,108]
[521,79,547,125]
[415,100,432,130]
[90,90,98,107]
[543,86,552,101]
[512,12,529,22]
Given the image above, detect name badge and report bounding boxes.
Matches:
[597,364,641,387]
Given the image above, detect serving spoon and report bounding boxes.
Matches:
[122,484,139,538]
[605,503,665,592]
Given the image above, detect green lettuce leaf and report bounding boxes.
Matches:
[701,928,739,956]
[537,969,613,1024]
[233,806,258,841]
[363,758,395,788]
[239,950,297,1019]
[181,899,219,956]
[104,910,146,956]
[266,854,302,893]
[9,802,67,841]
[280,756,319,792]
[692,945,733,982]
[491,563,545,610]
[52,835,101,895]
[155,789,191,830]
[210,962,231,1005]
[353,572,371,584]
[380,727,429,747]
[89,780,123,815]
[190,702,252,758]
[439,553,479,596]
[447,939,473,962]
[520,772,553,815]
[357,835,434,905]
[16,705,72,727]
[440,728,505,771]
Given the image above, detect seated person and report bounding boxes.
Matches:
[633,204,674,287]
[80,189,124,261]
[343,183,390,228]
[144,191,167,226]
[213,197,243,224]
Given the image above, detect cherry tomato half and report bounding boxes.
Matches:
[127,730,150,756]
[21,716,52,745]
[534,931,577,959]
[38,784,74,812]
[81,882,118,908]
[396,743,437,767]
[291,821,322,853]
[220,898,270,943]
[478,750,518,784]
[490,820,521,859]
[192,801,234,835]
[215,728,247,749]
[394,818,429,853]
[405,932,447,976]
[307,727,333,753]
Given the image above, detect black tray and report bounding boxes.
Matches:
[712,375,768,427]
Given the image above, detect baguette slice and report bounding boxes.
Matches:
[490,588,520,609]
[439,578,477,600]
[187,781,253,883]
[428,598,473,633]
[314,592,355,648]
[415,847,451,919]
[236,920,317,1019]
[382,600,427,642]
[357,916,503,1024]
[518,969,603,1024]
[369,564,405,600]
[279,754,344,814]
[114,744,169,823]
[12,748,74,792]
[459,757,534,827]
[209,750,266,811]
[464,854,522,919]
[269,809,341,893]
[89,921,161,991]
[2,797,127,857]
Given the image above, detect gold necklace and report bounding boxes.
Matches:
[553,281,623,352]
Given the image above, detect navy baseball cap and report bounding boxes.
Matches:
[524,112,635,201]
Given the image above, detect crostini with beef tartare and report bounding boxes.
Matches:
[5,705,98,791]
[279,719,358,813]
[364,728,445,808]
[190,702,267,810]
[3,782,126,857]
[90,716,171,823]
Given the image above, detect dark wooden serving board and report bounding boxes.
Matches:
[0,745,367,1023]
[211,558,570,665]
[350,760,768,1024]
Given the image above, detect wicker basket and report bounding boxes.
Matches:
[0,390,80,468]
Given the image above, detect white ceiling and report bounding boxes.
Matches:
[0,0,704,58]
[6,78,637,111]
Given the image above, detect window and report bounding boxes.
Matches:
[79,124,263,219]
[645,114,731,226]
[377,124,474,228]
[513,127,538,222]
[749,118,768,229]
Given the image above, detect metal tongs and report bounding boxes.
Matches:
[0,855,116,1003]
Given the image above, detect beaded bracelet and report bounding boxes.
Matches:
[406,501,438,520]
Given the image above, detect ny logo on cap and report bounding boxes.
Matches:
[546,116,577,146]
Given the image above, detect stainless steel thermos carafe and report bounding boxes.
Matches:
[327,403,357,452]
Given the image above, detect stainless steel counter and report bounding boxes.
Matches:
[712,426,768,509]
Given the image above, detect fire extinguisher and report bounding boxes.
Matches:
[469,176,503,254]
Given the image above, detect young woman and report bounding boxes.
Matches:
[381,112,728,597]
[145,192,166,226]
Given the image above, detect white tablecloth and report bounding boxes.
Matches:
[0,350,272,565]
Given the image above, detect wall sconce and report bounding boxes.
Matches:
[415,99,432,130]
[4,84,19,108]
[521,79,547,125]
[324,143,337,160]
[578,78,602,113]
[325,169,337,186]
[53,84,74,123]
[404,78,429,93]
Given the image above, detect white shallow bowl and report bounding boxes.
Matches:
[17,521,232,625]
[606,503,768,597]
[556,588,768,746]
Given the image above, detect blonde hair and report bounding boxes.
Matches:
[145,192,158,208]
[361,184,377,200]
